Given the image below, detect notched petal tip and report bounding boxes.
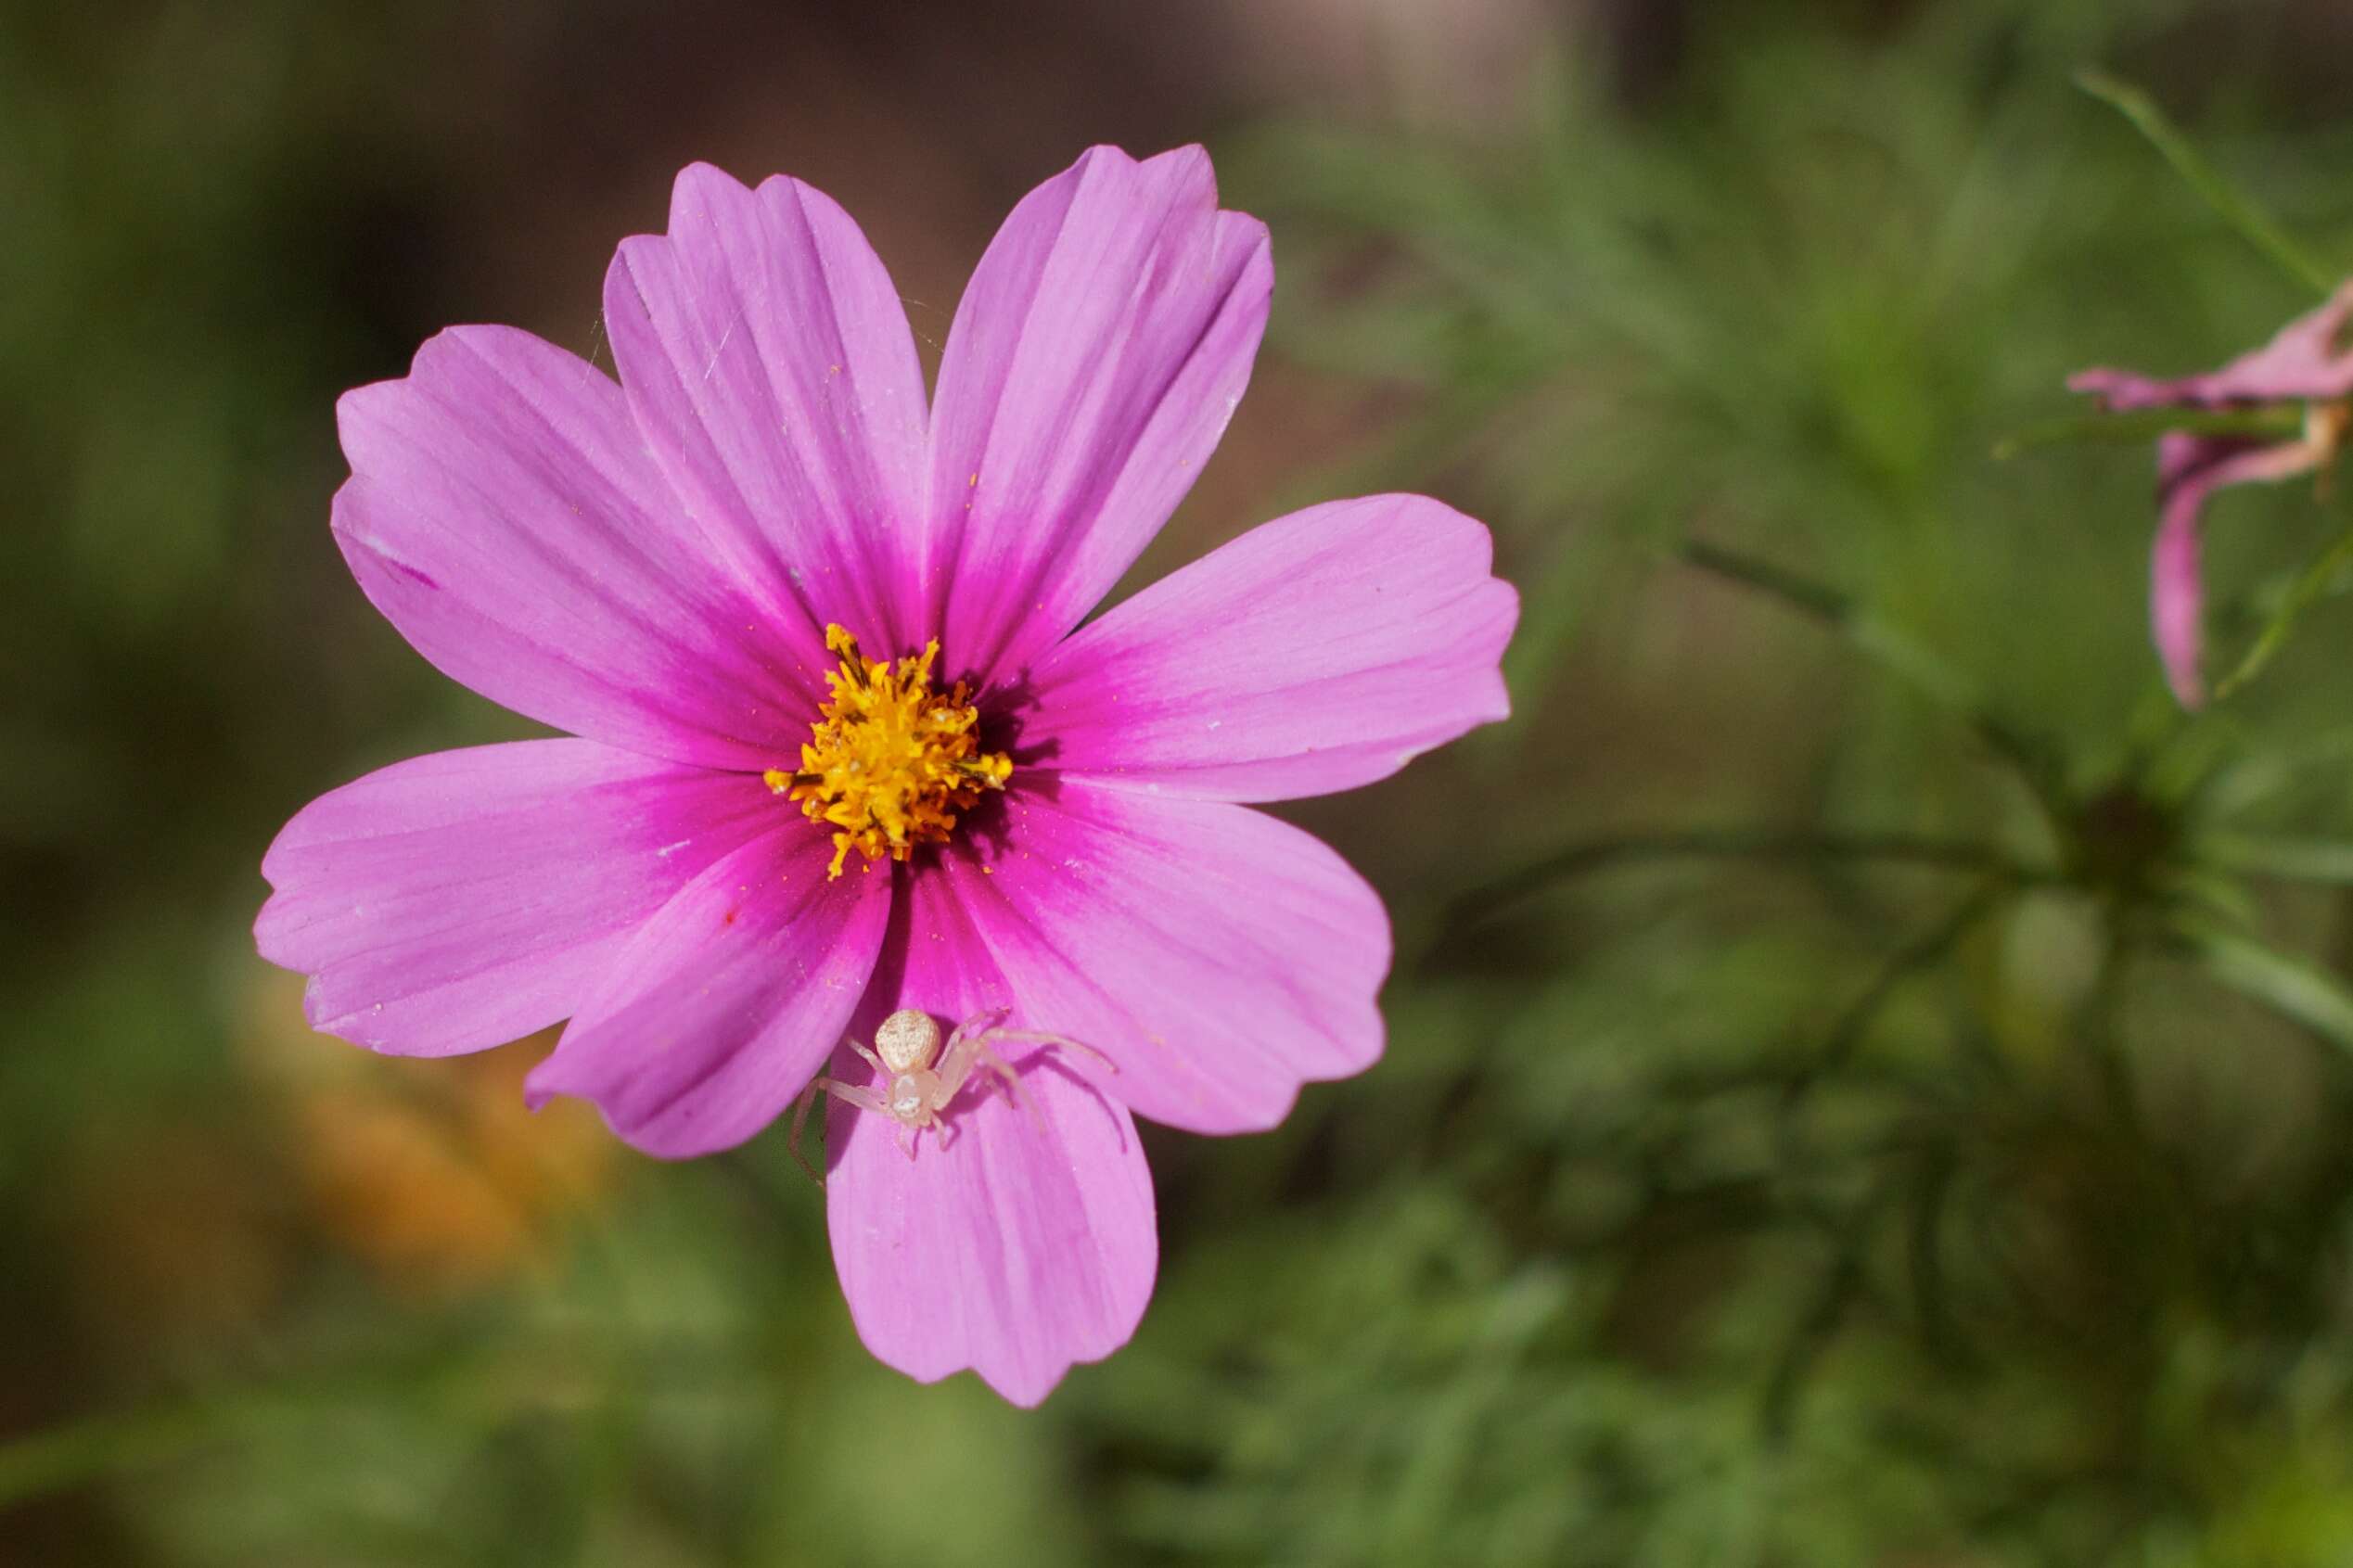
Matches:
[673,157,745,189]
[1465,555,1524,717]
[339,325,565,446]
[1214,210,1276,300]
[1066,140,1210,185]
[665,159,758,220]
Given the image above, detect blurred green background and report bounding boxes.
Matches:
[19,0,2353,1562]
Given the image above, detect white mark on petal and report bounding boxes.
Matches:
[702,316,739,382]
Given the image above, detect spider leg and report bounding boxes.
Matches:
[931,1028,981,1102]
[788,1080,824,1186]
[952,1005,1011,1042]
[924,1107,957,1153]
[934,1025,1023,1102]
[822,1079,892,1116]
[964,1039,1045,1135]
[788,1077,895,1186]
[980,1028,1117,1075]
[849,1039,887,1076]
[932,1007,1005,1083]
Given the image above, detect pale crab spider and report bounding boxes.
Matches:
[788,1007,1113,1181]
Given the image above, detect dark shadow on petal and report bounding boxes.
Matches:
[981,667,1063,768]
[950,770,1065,861]
[1010,1042,1132,1155]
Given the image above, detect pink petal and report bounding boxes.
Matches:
[256,741,776,1055]
[2150,431,2327,708]
[2073,281,2353,410]
[524,824,891,1157]
[1019,494,1516,801]
[335,326,809,770]
[926,145,1272,688]
[929,780,1388,1133]
[604,164,931,659]
[825,866,1155,1406]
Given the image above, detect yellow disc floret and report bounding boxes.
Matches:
[767,625,1013,878]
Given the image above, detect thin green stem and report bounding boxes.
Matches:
[1990,405,2302,462]
[1446,827,2047,932]
[1677,540,2070,823]
[2213,525,2353,702]
[1678,538,1846,621]
[1761,1179,1895,1440]
[2076,70,2335,298]
[1804,876,2016,1084]
[2081,928,2146,1148]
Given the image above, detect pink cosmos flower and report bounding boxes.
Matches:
[255,146,1518,1403]
[2071,282,2353,707]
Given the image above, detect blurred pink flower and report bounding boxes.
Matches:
[2071,283,2353,706]
[255,147,1517,1403]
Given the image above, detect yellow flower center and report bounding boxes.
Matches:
[766,625,1013,878]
